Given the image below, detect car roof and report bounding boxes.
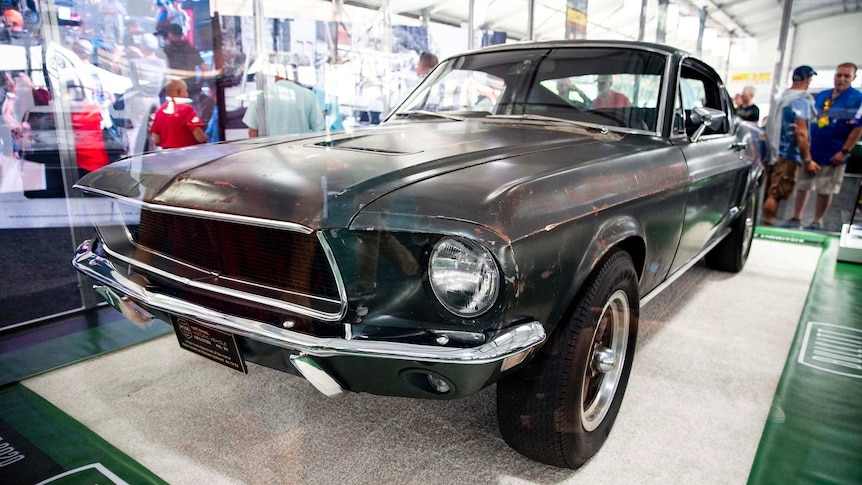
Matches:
[450,39,689,60]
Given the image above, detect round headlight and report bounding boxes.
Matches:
[428,237,500,317]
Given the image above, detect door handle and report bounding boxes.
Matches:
[731,142,748,151]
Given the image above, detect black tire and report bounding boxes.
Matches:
[497,249,639,468]
[705,189,757,273]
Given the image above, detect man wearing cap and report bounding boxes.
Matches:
[594,75,631,109]
[782,62,862,230]
[762,65,817,225]
[163,22,207,100]
[242,52,324,137]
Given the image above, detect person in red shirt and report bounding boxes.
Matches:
[72,100,110,178]
[594,75,631,109]
[150,79,207,149]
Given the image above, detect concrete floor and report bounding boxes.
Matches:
[774,174,861,233]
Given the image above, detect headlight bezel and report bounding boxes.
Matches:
[427,236,501,318]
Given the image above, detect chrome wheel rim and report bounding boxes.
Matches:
[581,289,629,432]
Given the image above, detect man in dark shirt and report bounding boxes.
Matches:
[163,23,207,99]
[735,85,760,122]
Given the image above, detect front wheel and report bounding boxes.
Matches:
[497,249,639,468]
[705,188,757,272]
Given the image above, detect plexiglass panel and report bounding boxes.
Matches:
[2,0,858,329]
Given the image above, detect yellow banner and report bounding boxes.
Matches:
[567,9,587,26]
[730,72,771,82]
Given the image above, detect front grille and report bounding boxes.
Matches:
[128,209,340,299]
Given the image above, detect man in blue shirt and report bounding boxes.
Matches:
[763,65,817,226]
[312,87,344,132]
[243,53,324,137]
[783,62,862,230]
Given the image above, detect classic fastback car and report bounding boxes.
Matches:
[72,40,762,468]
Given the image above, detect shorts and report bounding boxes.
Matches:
[794,163,846,195]
[766,157,799,201]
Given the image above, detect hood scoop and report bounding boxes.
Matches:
[313,134,421,155]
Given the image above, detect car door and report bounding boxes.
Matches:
[669,58,749,274]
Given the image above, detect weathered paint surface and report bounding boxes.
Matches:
[79,122,630,231]
[72,40,763,401]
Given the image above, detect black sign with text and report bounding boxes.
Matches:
[173,317,248,374]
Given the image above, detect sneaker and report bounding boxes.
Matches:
[777,218,802,229]
[805,222,822,231]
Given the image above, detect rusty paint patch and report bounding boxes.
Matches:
[592,204,610,215]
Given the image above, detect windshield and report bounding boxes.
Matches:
[392,47,667,132]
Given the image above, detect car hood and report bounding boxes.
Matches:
[77,121,639,228]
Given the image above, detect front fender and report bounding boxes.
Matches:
[505,213,648,344]
[574,216,647,291]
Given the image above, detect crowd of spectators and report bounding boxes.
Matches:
[762,63,862,230]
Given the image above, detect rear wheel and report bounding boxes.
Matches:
[705,189,757,272]
[497,249,639,468]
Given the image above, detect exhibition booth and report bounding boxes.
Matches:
[0,1,860,484]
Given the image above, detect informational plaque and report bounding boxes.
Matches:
[173,317,248,374]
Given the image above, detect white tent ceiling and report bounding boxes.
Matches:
[343,0,862,42]
[214,1,862,46]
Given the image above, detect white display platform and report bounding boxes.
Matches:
[837,223,862,264]
[23,240,822,485]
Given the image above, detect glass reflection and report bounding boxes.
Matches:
[1,0,858,331]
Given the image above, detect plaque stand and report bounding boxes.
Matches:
[837,224,862,264]
[837,181,862,264]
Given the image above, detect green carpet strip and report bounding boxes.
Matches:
[0,383,166,484]
[748,237,862,484]
[754,225,830,247]
[0,318,172,386]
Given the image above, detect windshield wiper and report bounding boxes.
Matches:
[395,110,467,121]
[486,114,609,133]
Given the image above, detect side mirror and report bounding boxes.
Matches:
[690,106,727,142]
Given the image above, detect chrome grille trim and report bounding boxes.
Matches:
[130,209,339,297]
[78,188,348,322]
[76,241,547,364]
[98,241,346,321]
[316,231,349,311]
[75,185,315,234]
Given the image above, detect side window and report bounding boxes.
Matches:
[680,78,704,109]
[672,78,692,133]
[680,60,729,136]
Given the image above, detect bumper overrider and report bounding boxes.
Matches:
[73,240,546,399]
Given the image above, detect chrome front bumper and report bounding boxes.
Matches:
[73,240,546,395]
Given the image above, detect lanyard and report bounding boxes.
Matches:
[817,97,833,128]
